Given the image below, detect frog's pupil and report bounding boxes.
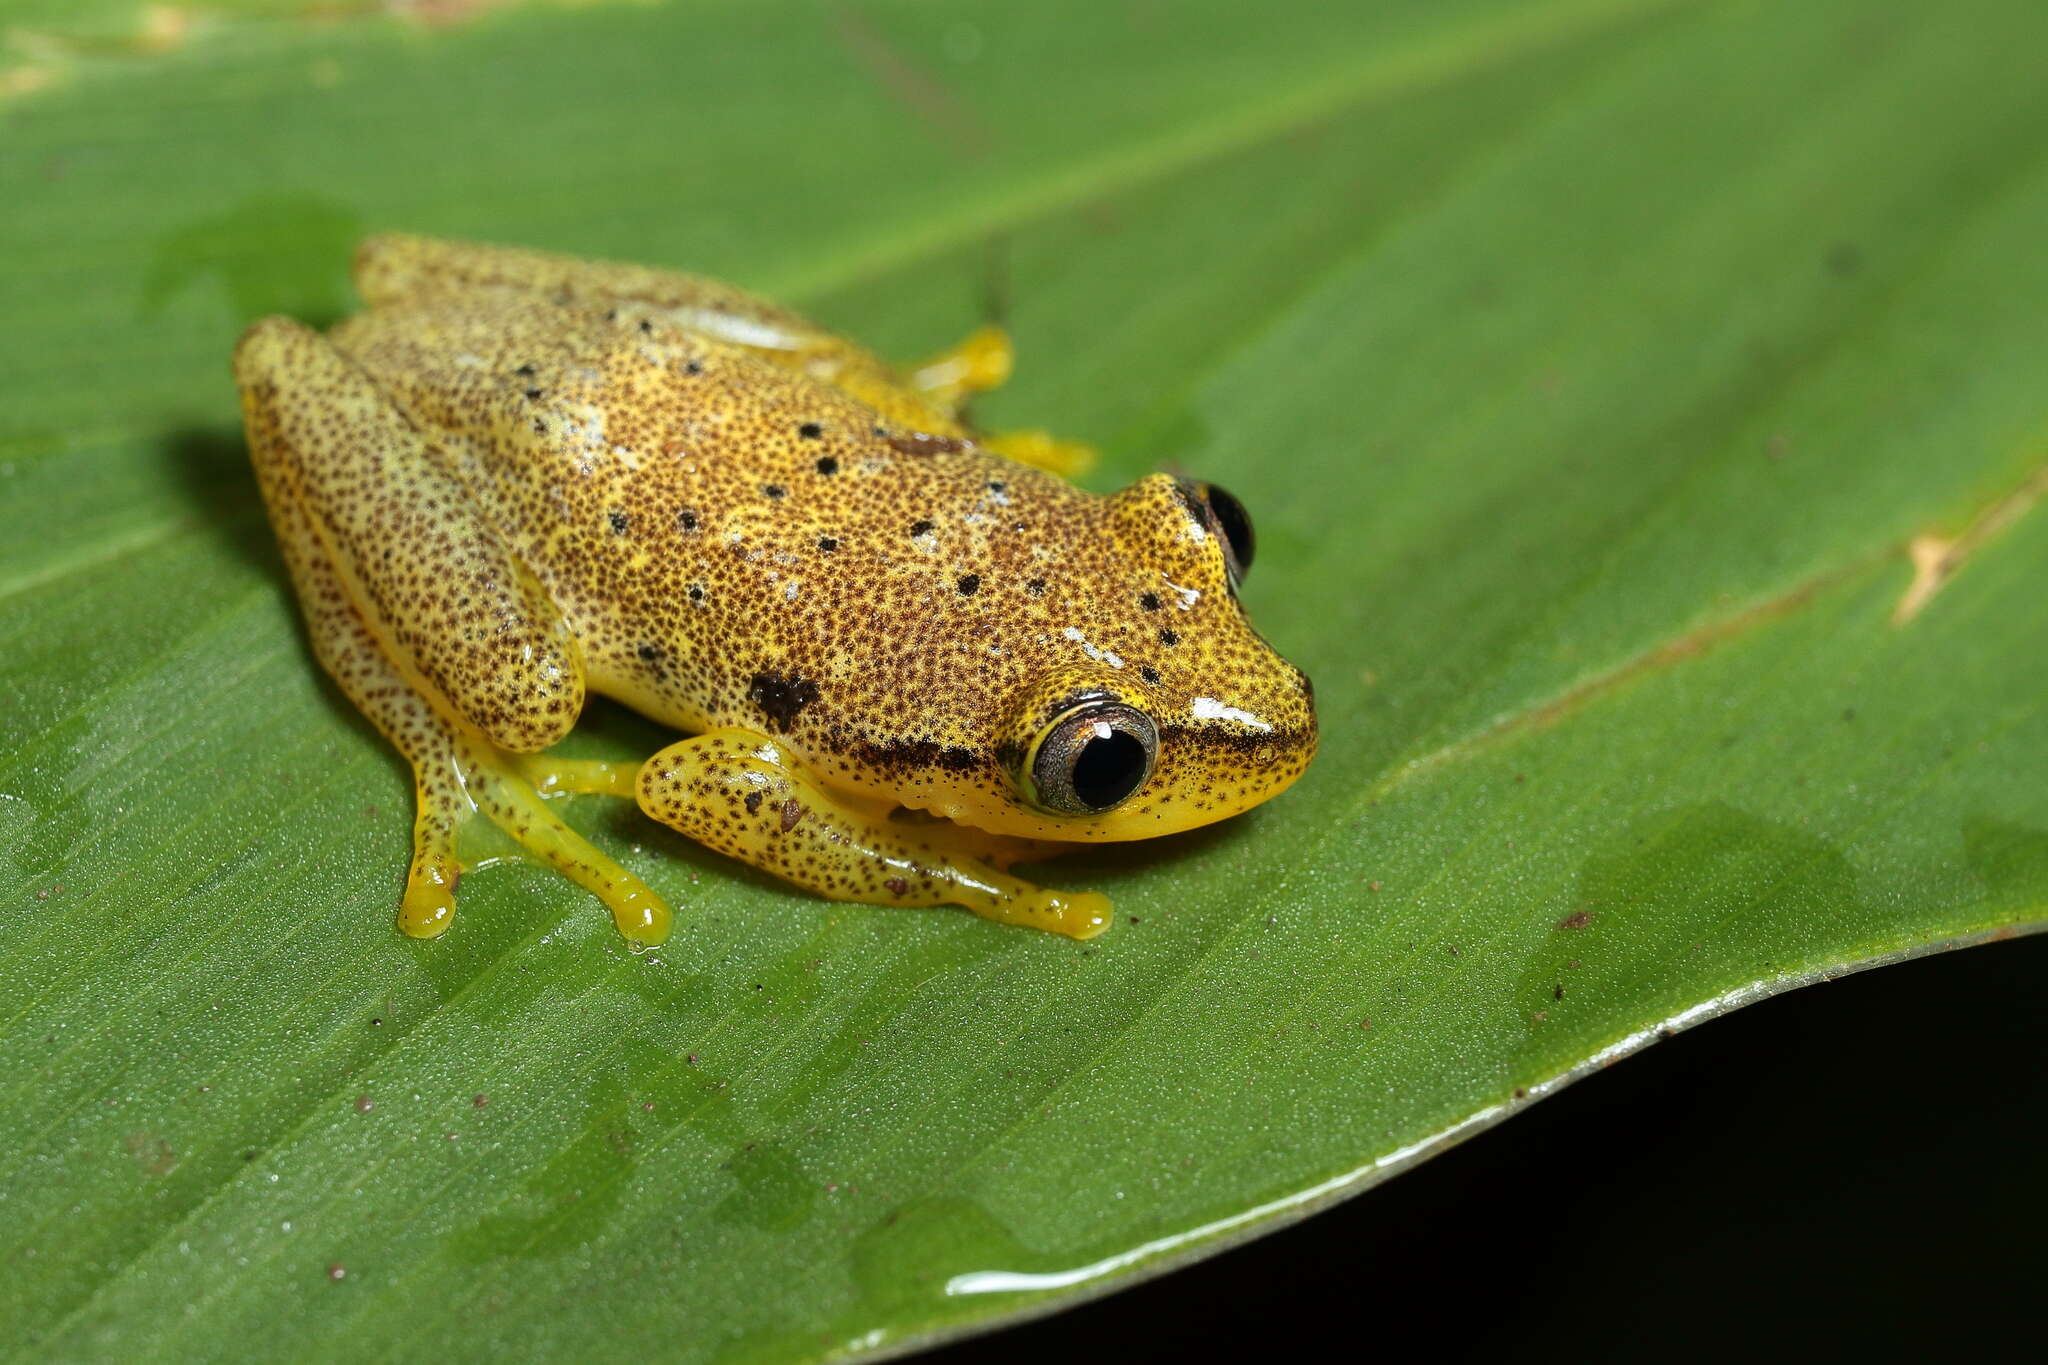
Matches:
[1071,730,1148,810]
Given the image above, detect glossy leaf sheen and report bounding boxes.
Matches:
[3,1,2046,1359]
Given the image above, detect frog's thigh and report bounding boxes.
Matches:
[234,317,583,755]
[636,730,1111,940]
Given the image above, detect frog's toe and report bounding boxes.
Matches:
[463,750,675,947]
[399,853,459,939]
[1025,889,1113,940]
[976,887,1113,940]
[911,323,1014,405]
[982,429,1098,479]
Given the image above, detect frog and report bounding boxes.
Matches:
[233,233,1316,948]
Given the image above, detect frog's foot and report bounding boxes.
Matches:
[636,729,1111,940]
[980,429,1098,479]
[398,756,466,940]
[460,742,673,946]
[347,703,672,947]
[520,756,643,801]
[904,324,1097,477]
[910,323,1014,409]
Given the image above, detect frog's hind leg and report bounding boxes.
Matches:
[251,511,670,943]
[235,317,584,755]
[636,730,1111,940]
[245,460,471,937]
[236,318,671,946]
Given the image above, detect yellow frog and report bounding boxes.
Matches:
[234,235,1315,948]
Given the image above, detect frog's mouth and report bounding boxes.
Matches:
[1100,716,1318,839]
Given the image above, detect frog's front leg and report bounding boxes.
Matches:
[236,318,672,946]
[635,730,1111,940]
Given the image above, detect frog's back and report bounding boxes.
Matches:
[332,291,1125,782]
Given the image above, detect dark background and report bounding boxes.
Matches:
[930,934,2045,1362]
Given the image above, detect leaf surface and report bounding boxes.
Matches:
[2,1,2045,1359]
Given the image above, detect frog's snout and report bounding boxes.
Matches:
[1221,657,1319,798]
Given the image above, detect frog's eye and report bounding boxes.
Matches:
[1175,478,1256,588]
[1197,482,1255,585]
[1028,702,1159,816]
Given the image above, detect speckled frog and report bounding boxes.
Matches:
[234,235,1315,947]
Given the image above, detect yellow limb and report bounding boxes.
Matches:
[908,324,1096,476]
[980,429,1098,478]
[910,323,1015,407]
[520,755,643,800]
[460,743,672,947]
[636,729,1111,939]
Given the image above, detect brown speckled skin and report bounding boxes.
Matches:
[236,235,1315,935]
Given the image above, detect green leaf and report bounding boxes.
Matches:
[4,0,2045,1358]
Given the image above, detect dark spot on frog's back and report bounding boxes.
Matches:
[749,671,820,733]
